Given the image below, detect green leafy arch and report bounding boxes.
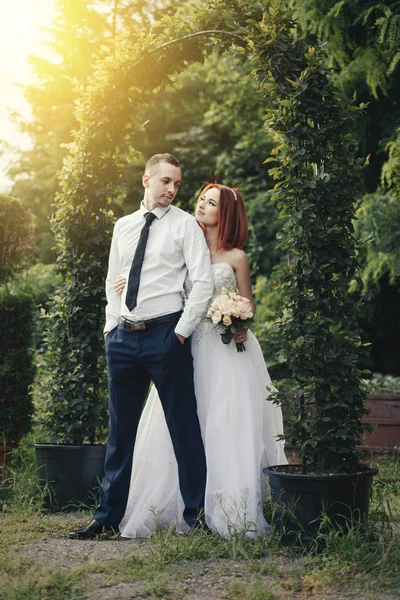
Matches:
[39,0,368,475]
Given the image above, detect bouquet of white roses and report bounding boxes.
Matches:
[207,287,253,352]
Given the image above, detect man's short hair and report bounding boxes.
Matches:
[145,153,180,174]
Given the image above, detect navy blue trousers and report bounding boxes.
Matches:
[93,314,207,528]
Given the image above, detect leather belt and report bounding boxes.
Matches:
[119,311,182,332]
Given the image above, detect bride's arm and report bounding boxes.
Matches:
[230,249,254,344]
[231,249,254,314]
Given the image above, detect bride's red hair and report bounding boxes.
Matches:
[197,183,248,251]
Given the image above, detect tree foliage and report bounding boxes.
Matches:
[0,194,35,285]
[6,0,175,261]
[353,129,400,375]
[356,191,400,291]
[7,0,136,262]
[291,0,400,97]
[291,0,400,192]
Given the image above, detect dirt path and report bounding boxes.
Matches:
[5,514,399,600]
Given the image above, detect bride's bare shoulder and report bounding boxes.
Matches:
[227,248,249,271]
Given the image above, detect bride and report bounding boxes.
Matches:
[114,183,287,538]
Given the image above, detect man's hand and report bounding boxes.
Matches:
[104,332,109,341]
[175,333,185,345]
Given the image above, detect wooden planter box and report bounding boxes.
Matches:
[282,393,400,455]
[363,394,400,451]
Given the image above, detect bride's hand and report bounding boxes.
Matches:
[233,326,248,344]
[114,276,126,295]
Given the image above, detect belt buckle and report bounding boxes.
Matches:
[131,321,146,331]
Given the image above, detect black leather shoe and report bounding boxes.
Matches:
[176,517,212,536]
[192,517,213,535]
[68,519,113,540]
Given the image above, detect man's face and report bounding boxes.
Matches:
[143,162,182,210]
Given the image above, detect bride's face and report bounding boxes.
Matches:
[195,187,219,227]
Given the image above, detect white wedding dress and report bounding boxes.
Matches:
[119,262,287,538]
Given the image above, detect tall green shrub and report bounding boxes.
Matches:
[248,6,369,473]
[8,263,63,349]
[34,185,113,443]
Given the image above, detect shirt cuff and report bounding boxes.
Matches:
[104,318,119,334]
[174,319,194,339]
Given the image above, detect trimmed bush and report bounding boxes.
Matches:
[0,290,36,444]
[8,264,62,348]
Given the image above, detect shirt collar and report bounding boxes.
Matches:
[140,201,171,220]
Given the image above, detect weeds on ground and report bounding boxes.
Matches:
[373,453,400,521]
[0,435,45,513]
[230,577,282,599]
[300,513,400,592]
[0,567,85,600]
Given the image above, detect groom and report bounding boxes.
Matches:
[69,153,213,539]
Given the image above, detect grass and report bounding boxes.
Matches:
[0,567,85,600]
[230,578,282,599]
[1,441,400,599]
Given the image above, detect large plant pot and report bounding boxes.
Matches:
[363,394,400,451]
[34,443,106,510]
[0,445,16,478]
[264,464,378,539]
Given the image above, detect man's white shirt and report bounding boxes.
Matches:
[104,202,214,338]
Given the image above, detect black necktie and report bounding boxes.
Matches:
[125,212,157,311]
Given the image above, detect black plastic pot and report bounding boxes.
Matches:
[34,443,106,510]
[264,464,378,539]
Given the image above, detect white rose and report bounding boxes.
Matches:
[240,307,253,320]
[222,314,232,326]
[225,299,236,316]
[232,305,241,318]
[218,298,229,314]
[212,310,222,324]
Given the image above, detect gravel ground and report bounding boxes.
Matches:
[18,537,148,567]
[11,514,400,600]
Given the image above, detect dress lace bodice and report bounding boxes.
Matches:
[209,262,237,298]
[185,262,237,306]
